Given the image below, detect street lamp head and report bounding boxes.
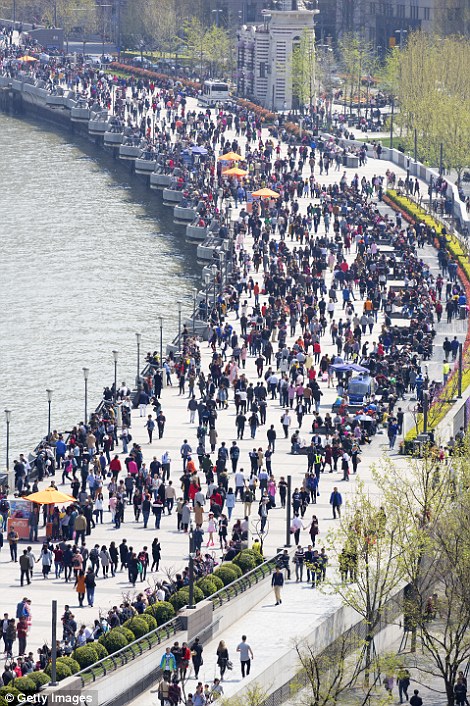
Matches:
[158,316,163,327]
[177,300,182,312]
[135,332,142,344]
[82,367,89,380]
[112,350,119,363]
[4,409,11,423]
[204,272,211,284]
[211,264,218,276]
[46,389,53,402]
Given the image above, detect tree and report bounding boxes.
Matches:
[328,480,404,683]
[291,28,316,110]
[183,17,231,78]
[337,33,375,116]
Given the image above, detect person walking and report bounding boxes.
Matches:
[190,637,203,679]
[237,635,254,678]
[75,570,86,607]
[397,667,411,704]
[409,690,423,706]
[271,566,284,605]
[84,567,96,607]
[8,527,19,562]
[329,487,343,519]
[145,416,155,443]
[19,550,31,586]
[216,640,230,680]
[151,538,161,572]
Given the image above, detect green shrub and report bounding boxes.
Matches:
[243,548,264,566]
[210,574,224,591]
[99,630,129,654]
[44,662,72,681]
[0,686,22,704]
[0,697,9,706]
[12,678,36,696]
[213,565,238,586]
[72,645,99,669]
[123,617,149,639]
[56,657,80,675]
[170,588,190,612]
[233,551,257,573]
[145,601,175,625]
[27,672,50,689]
[113,626,135,644]
[91,642,108,660]
[223,561,242,578]
[196,577,218,597]
[140,613,157,631]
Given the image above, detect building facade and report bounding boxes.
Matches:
[237,1,318,110]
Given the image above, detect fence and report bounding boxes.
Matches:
[74,552,282,686]
[75,616,182,686]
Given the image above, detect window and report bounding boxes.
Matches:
[410,4,419,19]
[396,4,405,17]
[424,6,430,20]
[370,2,376,14]
[383,3,393,16]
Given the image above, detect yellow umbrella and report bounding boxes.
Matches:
[27,486,77,505]
[218,151,243,161]
[18,55,39,62]
[222,166,248,177]
[252,188,280,198]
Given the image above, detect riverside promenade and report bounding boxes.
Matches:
[0,136,464,665]
[0,66,467,703]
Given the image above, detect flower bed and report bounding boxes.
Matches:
[385,190,470,443]
[383,189,470,446]
[108,62,201,92]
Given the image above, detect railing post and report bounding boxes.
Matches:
[285,474,292,547]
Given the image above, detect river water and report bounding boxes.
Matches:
[0,114,200,459]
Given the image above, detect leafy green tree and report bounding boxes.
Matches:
[291,28,316,110]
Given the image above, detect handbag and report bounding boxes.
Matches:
[226,660,233,670]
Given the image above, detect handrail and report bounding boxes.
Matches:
[75,616,182,686]
[208,552,282,609]
[72,554,282,686]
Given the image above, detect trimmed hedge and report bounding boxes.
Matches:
[27,672,50,689]
[123,617,149,639]
[99,630,129,654]
[223,561,243,578]
[213,565,238,586]
[73,645,100,669]
[0,687,22,702]
[56,657,80,675]
[145,601,175,625]
[91,642,109,660]
[113,626,135,644]
[233,551,257,573]
[140,613,158,631]
[211,574,224,591]
[12,678,36,696]
[196,577,218,597]
[44,662,72,681]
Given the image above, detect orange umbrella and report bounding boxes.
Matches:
[218,151,243,161]
[252,188,280,198]
[27,487,77,505]
[222,166,248,177]
[18,55,38,62]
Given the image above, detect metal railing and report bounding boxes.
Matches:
[208,553,282,609]
[75,616,182,686]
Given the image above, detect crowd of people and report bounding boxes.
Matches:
[0,29,465,703]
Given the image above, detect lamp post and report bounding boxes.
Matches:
[204,271,211,320]
[211,263,218,310]
[285,474,292,548]
[112,350,118,403]
[458,343,463,399]
[158,317,163,368]
[177,300,183,344]
[82,368,89,423]
[192,288,198,335]
[135,332,142,385]
[4,410,11,472]
[188,522,196,609]
[46,389,53,439]
[406,153,410,191]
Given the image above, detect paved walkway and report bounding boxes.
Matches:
[1,98,465,685]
